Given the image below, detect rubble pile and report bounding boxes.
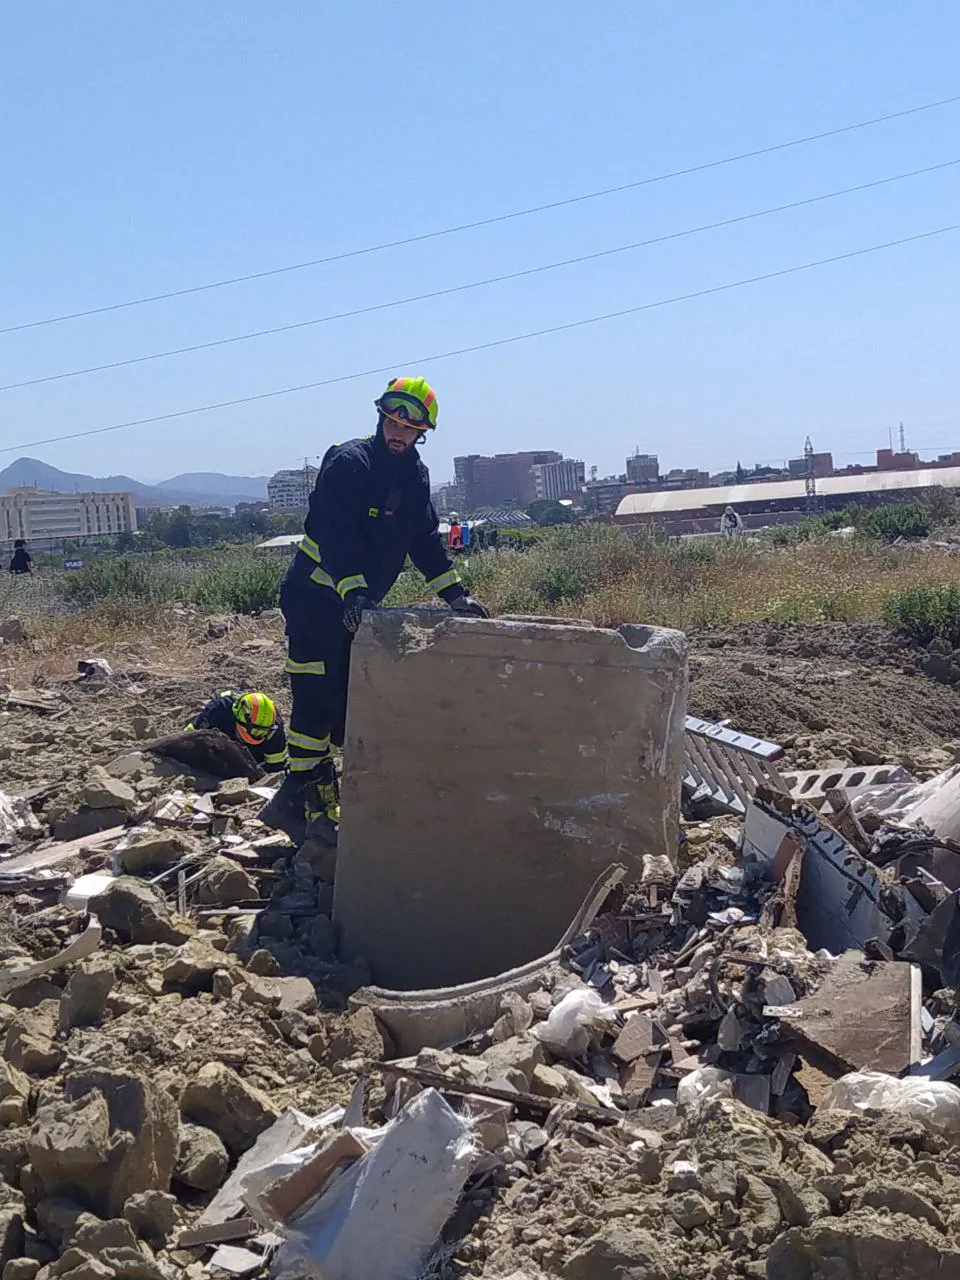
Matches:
[4,620,960,1277]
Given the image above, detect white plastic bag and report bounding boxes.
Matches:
[677,1066,734,1113]
[817,1071,960,1138]
[533,988,616,1057]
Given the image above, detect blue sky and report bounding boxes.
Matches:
[1,2,958,485]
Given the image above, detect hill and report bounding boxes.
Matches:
[0,457,268,507]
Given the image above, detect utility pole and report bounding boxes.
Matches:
[804,435,819,514]
[899,420,907,454]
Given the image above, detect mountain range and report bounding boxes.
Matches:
[0,457,269,507]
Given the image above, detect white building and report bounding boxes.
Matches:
[530,458,585,502]
[267,467,319,510]
[0,488,137,545]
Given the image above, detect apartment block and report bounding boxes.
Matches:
[530,458,585,502]
[0,488,137,544]
[267,467,320,510]
[454,451,562,510]
[626,452,659,483]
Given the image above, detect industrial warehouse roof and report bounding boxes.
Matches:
[615,466,960,518]
[256,533,303,549]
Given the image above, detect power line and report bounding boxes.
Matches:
[4,158,957,395]
[3,223,957,458]
[2,91,959,339]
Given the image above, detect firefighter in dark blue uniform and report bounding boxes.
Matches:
[260,376,488,845]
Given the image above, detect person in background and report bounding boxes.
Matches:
[460,519,472,551]
[448,513,463,553]
[720,506,744,538]
[8,540,32,574]
[487,526,499,550]
[186,689,288,772]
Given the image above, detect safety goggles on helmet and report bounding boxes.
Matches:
[233,692,276,744]
[376,392,431,430]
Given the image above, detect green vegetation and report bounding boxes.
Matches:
[769,502,931,546]
[882,585,960,646]
[54,548,285,618]
[15,516,960,646]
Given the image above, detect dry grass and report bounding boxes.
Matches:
[7,530,960,658]
[392,527,960,630]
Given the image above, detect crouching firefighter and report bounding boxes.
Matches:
[259,375,489,846]
[186,690,288,772]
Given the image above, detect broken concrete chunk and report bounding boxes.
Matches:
[0,1065,31,1128]
[4,1008,62,1077]
[160,940,226,993]
[562,1225,670,1279]
[51,808,129,843]
[767,1209,960,1280]
[180,1062,279,1156]
[89,879,190,947]
[4,1259,40,1280]
[61,1070,180,1217]
[480,1035,544,1090]
[96,1245,165,1280]
[236,973,318,1016]
[58,958,115,1033]
[0,1212,23,1274]
[122,1190,180,1246]
[0,619,25,645]
[71,1219,139,1254]
[35,1200,92,1251]
[120,832,196,876]
[762,972,798,1007]
[175,1124,229,1192]
[197,857,258,907]
[80,768,136,813]
[310,1008,389,1068]
[530,1064,570,1101]
[27,1092,113,1205]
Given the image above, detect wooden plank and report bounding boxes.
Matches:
[0,826,125,876]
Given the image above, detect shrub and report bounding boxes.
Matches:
[191,553,284,615]
[882,584,960,645]
[860,504,929,542]
[55,555,183,607]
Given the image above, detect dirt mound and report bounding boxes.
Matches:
[688,622,960,768]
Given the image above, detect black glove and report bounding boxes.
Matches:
[449,594,490,619]
[342,591,376,634]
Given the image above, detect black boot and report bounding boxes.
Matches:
[257,773,308,846]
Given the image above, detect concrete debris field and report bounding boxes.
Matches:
[3,609,960,1278]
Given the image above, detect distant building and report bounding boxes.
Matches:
[454,451,562,510]
[430,483,460,515]
[664,468,710,489]
[788,452,834,479]
[583,476,636,515]
[530,458,585,502]
[876,448,919,471]
[235,500,270,517]
[626,452,659,484]
[267,467,319,510]
[0,488,137,545]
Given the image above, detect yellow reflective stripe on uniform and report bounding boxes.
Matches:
[288,729,331,752]
[283,657,326,676]
[301,535,322,564]
[289,756,323,772]
[337,574,368,599]
[264,750,288,764]
[425,567,462,594]
[309,566,335,589]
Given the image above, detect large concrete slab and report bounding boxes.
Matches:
[333,609,688,988]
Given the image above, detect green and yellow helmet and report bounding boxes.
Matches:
[232,691,277,745]
[375,375,438,431]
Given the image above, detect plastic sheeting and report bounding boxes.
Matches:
[271,1089,477,1280]
[817,1070,960,1139]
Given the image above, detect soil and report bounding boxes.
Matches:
[3,613,960,1279]
[687,622,960,771]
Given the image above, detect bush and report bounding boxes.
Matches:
[55,556,183,607]
[191,553,284,615]
[882,585,960,645]
[860,504,929,542]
